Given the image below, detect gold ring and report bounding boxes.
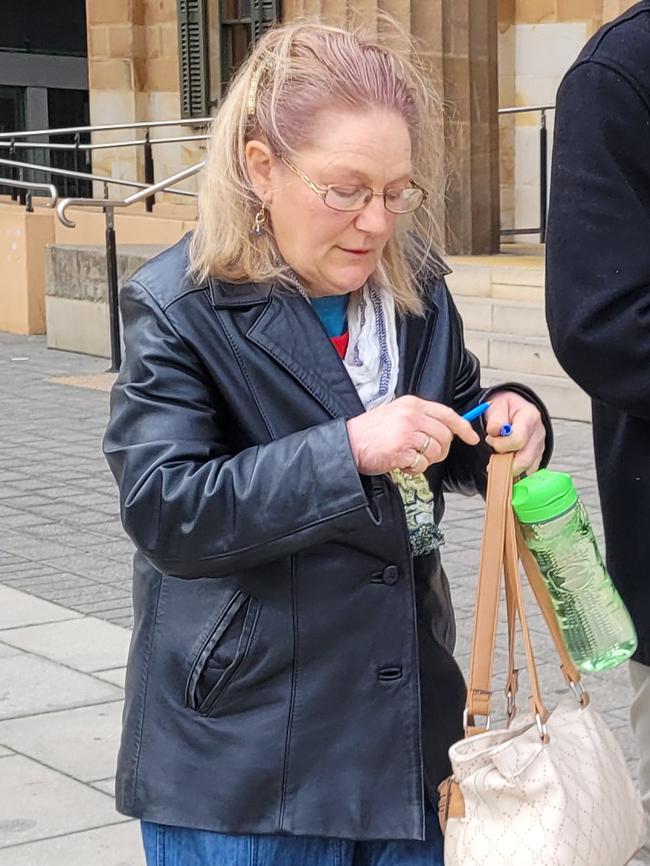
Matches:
[418,435,431,455]
[409,452,423,471]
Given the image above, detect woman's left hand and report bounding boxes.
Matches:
[484,391,546,477]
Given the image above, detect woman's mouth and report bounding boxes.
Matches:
[338,247,371,257]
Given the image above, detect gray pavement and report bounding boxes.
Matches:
[0,332,639,863]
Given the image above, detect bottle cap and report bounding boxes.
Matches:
[512,469,578,523]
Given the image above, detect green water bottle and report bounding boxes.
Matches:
[512,469,637,673]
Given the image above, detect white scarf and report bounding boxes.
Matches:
[343,284,399,409]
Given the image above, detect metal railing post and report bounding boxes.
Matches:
[539,109,548,244]
[25,191,34,213]
[17,167,27,206]
[104,203,122,372]
[144,128,155,213]
[9,139,17,201]
[73,133,81,197]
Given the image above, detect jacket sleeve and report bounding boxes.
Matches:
[441,288,553,496]
[546,60,650,420]
[103,280,376,579]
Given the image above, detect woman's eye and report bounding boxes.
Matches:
[330,186,363,199]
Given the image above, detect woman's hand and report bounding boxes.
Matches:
[485,391,546,477]
[346,396,480,476]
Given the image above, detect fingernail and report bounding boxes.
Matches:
[500,424,513,437]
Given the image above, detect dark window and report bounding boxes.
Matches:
[0,87,25,195]
[177,0,210,119]
[47,89,91,198]
[0,0,87,57]
[220,0,280,95]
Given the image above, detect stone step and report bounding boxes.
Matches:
[455,296,547,338]
[481,368,591,423]
[446,257,545,302]
[45,244,164,357]
[465,330,565,378]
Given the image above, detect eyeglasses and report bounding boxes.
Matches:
[278,155,427,215]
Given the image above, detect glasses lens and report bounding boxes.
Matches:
[324,186,373,212]
[385,187,426,214]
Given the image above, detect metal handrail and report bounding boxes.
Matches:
[0,134,210,152]
[57,161,205,227]
[55,160,206,372]
[0,178,57,208]
[0,156,197,198]
[498,104,555,116]
[498,103,556,243]
[0,116,212,140]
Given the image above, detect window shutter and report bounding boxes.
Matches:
[177,0,209,118]
[220,0,280,92]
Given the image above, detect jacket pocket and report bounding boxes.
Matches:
[185,590,260,715]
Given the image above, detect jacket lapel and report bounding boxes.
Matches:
[237,285,365,420]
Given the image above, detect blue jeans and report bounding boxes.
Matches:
[141,811,444,866]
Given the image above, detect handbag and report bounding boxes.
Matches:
[439,453,645,866]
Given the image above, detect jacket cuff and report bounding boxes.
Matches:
[480,382,554,469]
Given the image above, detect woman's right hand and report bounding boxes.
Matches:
[346,396,480,476]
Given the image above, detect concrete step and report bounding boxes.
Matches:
[481,368,591,423]
[446,252,545,302]
[455,296,547,338]
[45,244,164,357]
[465,330,565,378]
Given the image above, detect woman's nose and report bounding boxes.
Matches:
[354,195,393,235]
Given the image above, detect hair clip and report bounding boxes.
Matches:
[248,58,268,117]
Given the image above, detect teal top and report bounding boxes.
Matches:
[311,295,349,338]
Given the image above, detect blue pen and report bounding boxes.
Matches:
[462,401,491,423]
[500,424,513,437]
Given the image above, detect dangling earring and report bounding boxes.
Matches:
[252,205,267,235]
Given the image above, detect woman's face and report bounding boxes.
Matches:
[248,107,413,297]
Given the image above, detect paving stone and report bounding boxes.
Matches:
[0,617,131,673]
[0,820,143,866]
[93,667,127,688]
[89,778,117,796]
[0,700,123,782]
[0,586,83,629]
[0,755,125,849]
[0,651,122,720]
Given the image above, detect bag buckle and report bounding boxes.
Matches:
[463,708,491,733]
[569,679,590,708]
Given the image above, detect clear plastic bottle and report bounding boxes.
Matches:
[512,469,637,673]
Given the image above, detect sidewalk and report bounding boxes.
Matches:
[0,333,639,863]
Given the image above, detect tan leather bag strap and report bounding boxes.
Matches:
[516,525,585,694]
[503,502,549,727]
[465,453,588,738]
[465,452,514,732]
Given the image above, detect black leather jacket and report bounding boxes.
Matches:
[104,234,552,840]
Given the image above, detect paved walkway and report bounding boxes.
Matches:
[0,333,638,863]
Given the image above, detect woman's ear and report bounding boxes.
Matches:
[245,140,274,205]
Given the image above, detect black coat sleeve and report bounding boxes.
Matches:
[546,60,650,420]
[103,280,376,579]
[442,287,553,496]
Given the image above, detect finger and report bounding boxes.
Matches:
[409,418,454,461]
[419,403,480,446]
[484,401,512,438]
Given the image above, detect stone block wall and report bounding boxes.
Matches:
[498,0,638,240]
[85,0,204,203]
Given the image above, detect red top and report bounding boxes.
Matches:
[330,332,349,360]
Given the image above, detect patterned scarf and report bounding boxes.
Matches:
[342,284,444,556]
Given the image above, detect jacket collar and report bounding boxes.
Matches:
[208,275,439,420]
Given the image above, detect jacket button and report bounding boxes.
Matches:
[382,565,400,585]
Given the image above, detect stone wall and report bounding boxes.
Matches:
[498,0,638,240]
[85,0,204,203]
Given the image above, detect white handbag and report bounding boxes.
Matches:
[439,453,645,866]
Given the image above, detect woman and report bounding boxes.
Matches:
[104,19,551,866]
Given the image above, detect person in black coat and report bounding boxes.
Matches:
[103,19,551,866]
[546,4,650,863]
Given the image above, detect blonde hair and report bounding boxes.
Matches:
[189,18,446,315]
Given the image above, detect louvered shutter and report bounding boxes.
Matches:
[178,0,209,118]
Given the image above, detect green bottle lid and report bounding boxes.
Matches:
[512,469,578,523]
